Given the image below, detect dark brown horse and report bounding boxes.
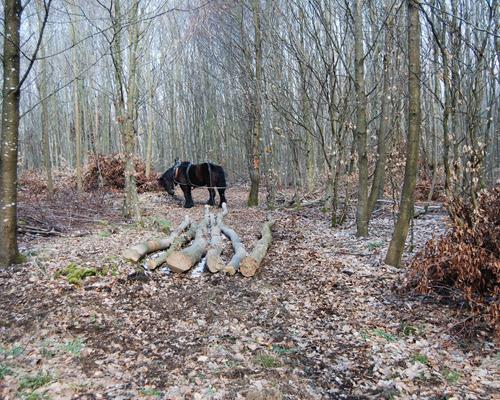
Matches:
[159,160,227,208]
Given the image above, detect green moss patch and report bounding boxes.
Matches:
[55,263,98,285]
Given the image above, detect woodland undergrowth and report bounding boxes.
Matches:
[405,186,499,336]
[84,153,160,192]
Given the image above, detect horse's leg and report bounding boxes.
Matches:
[181,185,194,208]
[207,189,216,206]
[218,189,227,207]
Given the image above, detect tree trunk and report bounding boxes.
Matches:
[353,0,369,237]
[247,0,263,207]
[220,223,248,275]
[70,17,83,192]
[0,0,22,266]
[111,0,141,220]
[441,1,452,192]
[368,20,393,216]
[240,218,274,277]
[385,0,422,267]
[37,2,53,196]
[123,216,191,262]
[145,76,155,178]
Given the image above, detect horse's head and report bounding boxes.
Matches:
[158,159,181,196]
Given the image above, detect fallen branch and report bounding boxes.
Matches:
[123,216,191,262]
[220,223,248,275]
[239,217,274,277]
[17,225,64,236]
[206,203,228,273]
[375,199,444,217]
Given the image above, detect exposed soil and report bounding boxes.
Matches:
[0,186,497,400]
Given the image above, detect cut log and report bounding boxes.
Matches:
[166,208,210,273]
[123,216,191,262]
[220,223,248,275]
[239,218,274,277]
[206,203,228,273]
[166,226,208,273]
[146,221,198,270]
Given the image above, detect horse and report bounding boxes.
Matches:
[159,160,227,208]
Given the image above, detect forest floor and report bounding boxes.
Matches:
[0,185,498,400]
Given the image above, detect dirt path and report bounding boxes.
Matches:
[0,188,497,399]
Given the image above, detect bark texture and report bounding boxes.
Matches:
[247,0,263,207]
[206,203,228,273]
[146,220,200,270]
[239,218,274,277]
[220,223,248,275]
[166,222,209,273]
[385,0,422,266]
[0,0,22,266]
[353,0,369,237]
[123,216,191,262]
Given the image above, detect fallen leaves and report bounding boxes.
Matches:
[0,187,497,399]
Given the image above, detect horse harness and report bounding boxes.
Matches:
[174,162,225,189]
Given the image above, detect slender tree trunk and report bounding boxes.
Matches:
[37,2,53,196]
[353,0,369,236]
[247,0,263,207]
[368,21,393,216]
[385,0,422,267]
[124,4,141,220]
[71,20,83,192]
[297,8,315,192]
[440,0,452,192]
[428,49,439,202]
[0,0,22,266]
[145,76,155,178]
[111,0,141,220]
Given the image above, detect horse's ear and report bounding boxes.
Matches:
[174,158,180,167]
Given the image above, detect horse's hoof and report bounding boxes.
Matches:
[206,201,215,206]
[184,203,194,208]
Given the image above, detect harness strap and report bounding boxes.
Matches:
[172,162,228,189]
[186,162,193,186]
[207,162,212,188]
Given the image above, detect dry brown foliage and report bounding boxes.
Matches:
[19,170,49,194]
[84,153,160,193]
[19,168,78,194]
[406,186,500,334]
[415,175,446,202]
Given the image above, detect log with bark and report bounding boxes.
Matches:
[146,219,201,270]
[239,217,274,277]
[206,203,228,273]
[220,223,248,275]
[123,216,191,262]
[165,207,210,273]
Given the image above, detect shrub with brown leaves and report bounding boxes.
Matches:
[19,170,48,194]
[84,154,160,193]
[19,168,79,194]
[406,186,499,334]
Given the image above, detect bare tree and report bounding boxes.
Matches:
[108,0,142,220]
[385,0,422,267]
[0,0,52,266]
[353,0,369,236]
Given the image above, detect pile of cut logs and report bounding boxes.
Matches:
[123,204,274,277]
